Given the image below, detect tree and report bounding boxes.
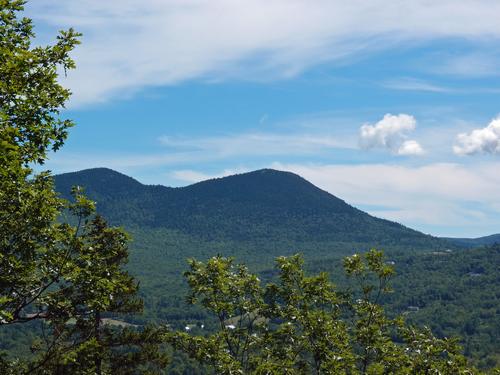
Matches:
[28,202,168,375]
[0,1,167,373]
[0,0,80,326]
[168,250,483,374]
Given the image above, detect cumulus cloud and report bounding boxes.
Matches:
[397,140,424,156]
[454,117,500,155]
[25,0,500,106]
[359,114,424,155]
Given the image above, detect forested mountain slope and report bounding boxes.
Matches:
[55,167,446,248]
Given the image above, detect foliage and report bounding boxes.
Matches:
[0,0,80,326]
[304,245,500,370]
[123,228,499,369]
[26,208,168,374]
[0,1,167,373]
[168,250,483,374]
[0,0,79,165]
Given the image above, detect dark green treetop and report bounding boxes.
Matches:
[0,0,80,164]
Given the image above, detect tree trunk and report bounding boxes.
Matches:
[95,310,102,375]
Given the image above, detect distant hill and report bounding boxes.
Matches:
[444,233,500,248]
[54,167,445,248]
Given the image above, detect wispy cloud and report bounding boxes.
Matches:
[159,132,353,157]
[27,0,500,107]
[432,52,500,78]
[359,114,424,156]
[383,77,452,93]
[45,131,352,174]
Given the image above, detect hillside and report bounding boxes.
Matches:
[445,234,500,248]
[55,167,445,248]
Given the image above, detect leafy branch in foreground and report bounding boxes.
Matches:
[168,250,485,374]
[1,1,167,373]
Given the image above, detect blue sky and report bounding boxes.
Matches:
[27,0,500,238]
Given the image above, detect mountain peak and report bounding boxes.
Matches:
[243,168,300,176]
[55,167,144,198]
[56,167,140,182]
[187,168,306,187]
[182,167,348,211]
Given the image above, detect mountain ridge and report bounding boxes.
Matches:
[444,233,500,248]
[54,167,444,248]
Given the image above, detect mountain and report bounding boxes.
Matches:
[53,168,500,368]
[444,233,500,248]
[55,167,444,248]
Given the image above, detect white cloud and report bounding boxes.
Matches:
[383,78,452,93]
[159,132,352,157]
[25,0,500,106]
[171,170,214,183]
[397,140,424,156]
[171,168,250,184]
[432,52,500,78]
[44,131,351,174]
[359,114,424,155]
[454,117,500,155]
